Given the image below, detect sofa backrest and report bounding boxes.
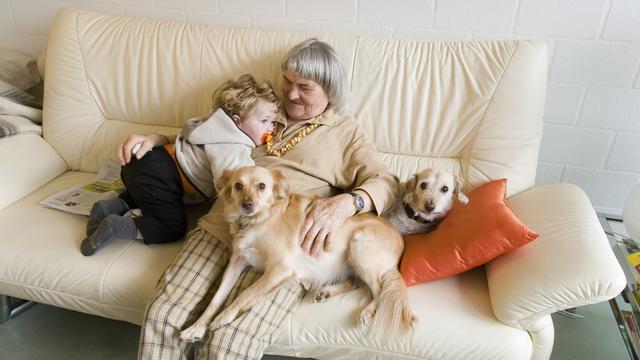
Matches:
[43,7,546,196]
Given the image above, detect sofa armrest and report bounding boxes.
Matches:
[486,183,625,329]
[0,134,67,210]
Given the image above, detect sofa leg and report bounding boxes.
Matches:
[0,295,10,323]
[0,295,36,324]
[557,307,585,319]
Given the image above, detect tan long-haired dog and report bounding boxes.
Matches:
[180,166,416,343]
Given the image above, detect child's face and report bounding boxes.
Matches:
[237,99,278,146]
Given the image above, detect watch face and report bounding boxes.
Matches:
[355,195,365,210]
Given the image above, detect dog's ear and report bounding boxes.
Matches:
[271,169,289,199]
[216,169,234,199]
[404,174,417,193]
[454,175,469,204]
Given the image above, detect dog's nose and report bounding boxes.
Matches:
[426,204,436,213]
[242,200,254,212]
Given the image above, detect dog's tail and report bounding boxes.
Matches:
[370,268,416,339]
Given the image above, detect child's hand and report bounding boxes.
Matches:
[131,143,142,155]
[117,134,167,165]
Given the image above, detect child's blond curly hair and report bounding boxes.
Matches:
[211,74,279,120]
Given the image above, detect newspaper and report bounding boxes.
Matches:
[39,159,125,216]
[0,78,42,110]
[0,78,43,138]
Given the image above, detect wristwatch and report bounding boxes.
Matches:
[348,192,365,214]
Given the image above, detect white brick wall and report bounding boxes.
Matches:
[220,0,283,18]
[359,0,434,28]
[603,0,640,42]
[535,163,564,186]
[186,12,249,28]
[515,0,606,39]
[288,0,356,23]
[607,133,640,173]
[1,0,639,215]
[125,6,185,21]
[563,167,640,213]
[156,0,214,11]
[0,0,15,32]
[539,125,615,167]
[579,88,640,131]
[434,0,517,33]
[550,40,640,87]
[544,84,584,126]
[11,0,65,35]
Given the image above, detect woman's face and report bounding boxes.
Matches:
[281,70,329,121]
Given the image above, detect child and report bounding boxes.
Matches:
[81,74,279,256]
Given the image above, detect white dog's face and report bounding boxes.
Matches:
[403,168,468,222]
[217,166,286,217]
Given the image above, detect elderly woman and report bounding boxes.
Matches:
[123,39,397,359]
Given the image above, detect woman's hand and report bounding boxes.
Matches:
[117,134,168,165]
[299,194,355,257]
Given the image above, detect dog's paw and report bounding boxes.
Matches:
[209,308,238,331]
[180,322,207,343]
[313,290,331,303]
[358,307,376,329]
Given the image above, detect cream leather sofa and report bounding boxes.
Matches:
[0,7,626,360]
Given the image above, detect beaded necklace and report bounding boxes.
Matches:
[264,122,320,157]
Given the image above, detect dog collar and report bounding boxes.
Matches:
[403,203,430,224]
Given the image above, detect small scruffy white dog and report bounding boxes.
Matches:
[384,168,469,235]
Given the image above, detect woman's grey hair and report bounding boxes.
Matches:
[281,38,350,114]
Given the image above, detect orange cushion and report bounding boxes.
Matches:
[400,179,539,286]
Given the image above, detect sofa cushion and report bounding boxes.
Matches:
[0,171,209,323]
[400,179,539,285]
[269,268,532,360]
[0,134,66,210]
[487,183,627,328]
